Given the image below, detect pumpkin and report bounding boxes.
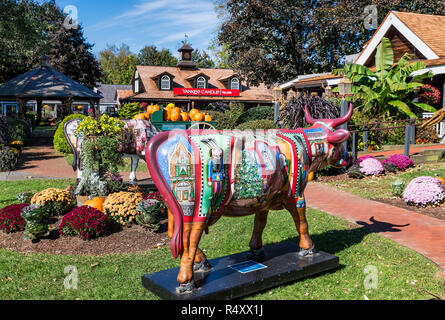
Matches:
[146,105,154,115]
[192,112,205,122]
[170,109,181,121]
[189,108,199,117]
[84,197,105,212]
[180,112,190,121]
[133,113,146,120]
[163,108,172,121]
[152,105,160,112]
[144,112,152,120]
[166,103,175,109]
[204,114,212,122]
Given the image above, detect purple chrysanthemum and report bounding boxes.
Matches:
[383,155,414,171]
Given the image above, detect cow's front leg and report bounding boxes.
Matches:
[285,196,314,256]
[176,222,205,294]
[248,210,268,261]
[129,154,139,183]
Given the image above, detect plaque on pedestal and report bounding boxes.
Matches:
[142,241,339,300]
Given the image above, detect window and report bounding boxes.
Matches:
[134,71,140,93]
[197,76,206,89]
[231,78,240,90]
[161,75,171,90]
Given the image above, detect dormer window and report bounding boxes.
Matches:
[196,76,206,89]
[161,75,171,90]
[134,71,140,93]
[231,78,240,90]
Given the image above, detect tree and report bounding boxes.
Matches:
[0,0,102,87]
[215,0,445,86]
[334,37,436,119]
[99,44,138,85]
[192,49,215,69]
[138,45,178,67]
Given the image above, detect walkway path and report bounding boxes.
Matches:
[3,132,445,270]
[305,182,445,270]
[0,131,150,181]
[361,143,445,158]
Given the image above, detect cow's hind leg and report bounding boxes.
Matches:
[247,210,268,261]
[128,154,139,183]
[193,247,212,273]
[168,210,211,274]
[285,196,315,256]
[176,222,206,294]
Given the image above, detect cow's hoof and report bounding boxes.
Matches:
[247,247,265,261]
[193,258,212,273]
[175,280,195,295]
[298,245,315,257]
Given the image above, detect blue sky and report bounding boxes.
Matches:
[54,0,219,58]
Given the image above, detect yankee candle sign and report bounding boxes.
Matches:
[173,88,240,97]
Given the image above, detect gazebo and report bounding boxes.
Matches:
[0,57,102,122]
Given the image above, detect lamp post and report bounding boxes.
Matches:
[338,76,353,153]
[273,86,283,127]
[324,85,333,98]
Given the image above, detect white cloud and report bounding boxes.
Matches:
[89,0,218,53]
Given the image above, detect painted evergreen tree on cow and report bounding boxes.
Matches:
[146,104,353,294]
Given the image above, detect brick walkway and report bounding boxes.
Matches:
[1,134,150,181]
[305,182,445,270]
[361,144,445,157]
[6,134,445,270]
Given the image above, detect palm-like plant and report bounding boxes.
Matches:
[334,37,436,118]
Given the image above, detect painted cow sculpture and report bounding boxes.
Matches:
[146,104,353,294]
[64,119,160,181]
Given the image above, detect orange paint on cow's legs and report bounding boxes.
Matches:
[168,209,174,239]
[285,201,313,250]
[177,222,206,285]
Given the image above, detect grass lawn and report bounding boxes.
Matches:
[0,179,443,300]
[0,179,75,207]
[64,154,149,173]
[323,162,445,200]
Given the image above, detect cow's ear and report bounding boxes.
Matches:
[326,129,350,144]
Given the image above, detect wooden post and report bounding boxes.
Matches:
[352,132,358,162]
[363,125,369,151]
[404,124,411,157]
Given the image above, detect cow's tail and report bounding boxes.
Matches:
[63,119,80,171]
[145,131,183,259]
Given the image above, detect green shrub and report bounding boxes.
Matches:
[206,102,244,130]
[0,145,20,172]
[236,119,276,130]
[53,114,86,154]
[118,102,145,119]
[8,118,32,145]
[239,105,274,124]
[0,115,15,145]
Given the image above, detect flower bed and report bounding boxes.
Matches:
[359,157,384,176]
[0,203,29,233]
[403,176,445,207]
[103,191,144,226]
[59,206,110,240]
[383,155,414,171]
[30,188,75,216]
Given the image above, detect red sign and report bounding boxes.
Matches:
[173,88,240,97]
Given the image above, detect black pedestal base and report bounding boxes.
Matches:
[141,241,339,300]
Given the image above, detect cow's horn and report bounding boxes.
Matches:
[330,103,353,128]
[304,105,316,125]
